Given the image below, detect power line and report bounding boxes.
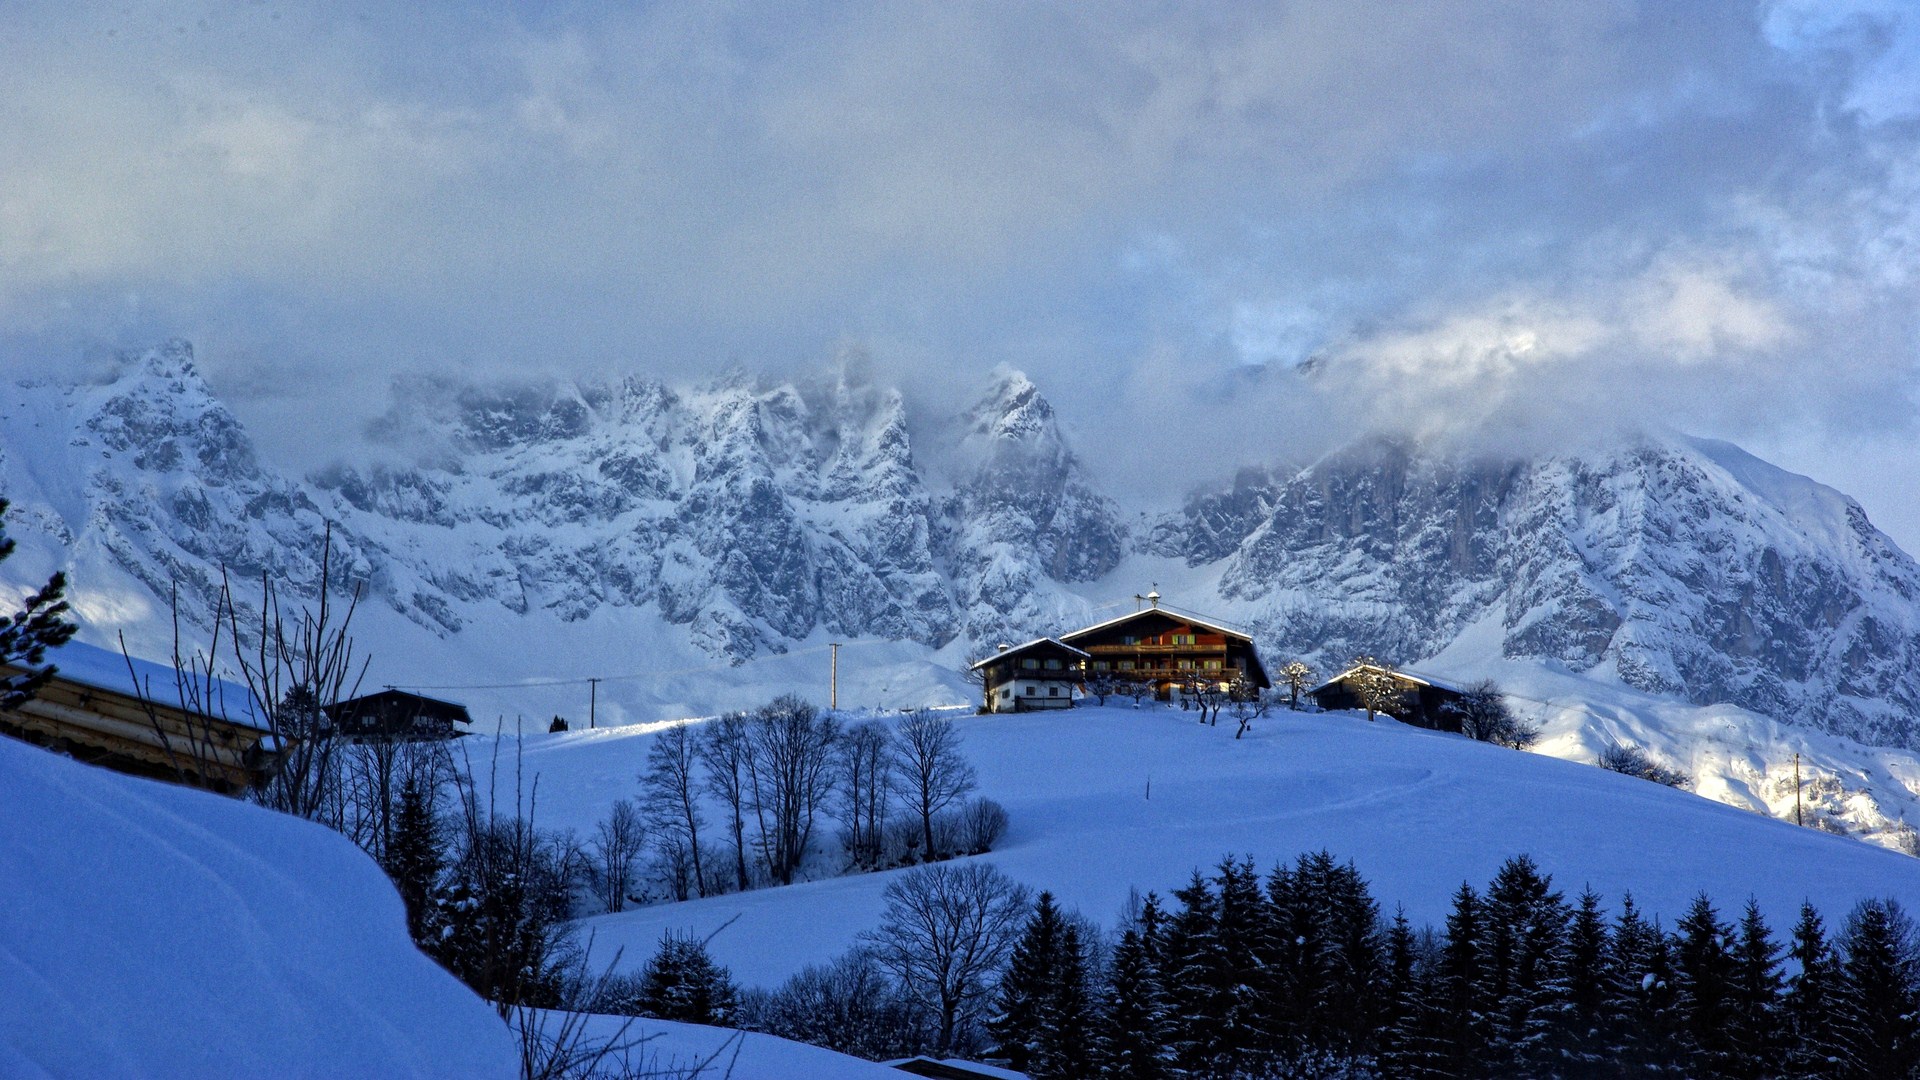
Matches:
[386,639,874,692]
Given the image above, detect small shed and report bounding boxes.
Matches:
[326,689,473,741]
[0,639,285,793]
[1307,664,1468,731]
[971,638,1088,713]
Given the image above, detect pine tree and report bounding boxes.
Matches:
[1608,896,1683,1074]
[1379,908,1447,1079]
[1213,856,1272,1071]
[1162,870,1225,1076]
[1783,902,1845,1079]
[0,499,77,711]
[1727,899,1784,1080]
[637,932,740,1024]
[1832,899,1920,1080]
[1564,888,1613,1073]
[1096,922,1171,1080]
[382,776,444,945]
[1437,881,1488,1073]
[1675,892,1737,1078]
[1033,922,1094,1080]
[990,891,1066,1073]
[1478,856,1573,1075]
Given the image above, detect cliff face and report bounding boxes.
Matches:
[6,341,1918,746]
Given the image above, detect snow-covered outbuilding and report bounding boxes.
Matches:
[1307,663,1467,730]
[972,637,1088,713]
[0,639,284,793]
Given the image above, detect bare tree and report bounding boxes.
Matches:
[745,695,841,885]
[1442,678,1540,749]
[696,711,755,893]
[230,524,371,820]
[641,724,707,898]
[837,720,894,870]
[1227,680,1270,739]
[341,735,453,863]
[862,862,1031,1057]
[1118,677,1151,707]
[1082,672,1118,706]
[1279,660,1315,709]
[892,711,978,862]
[1346,656,1402,723]
[589,798,649,913]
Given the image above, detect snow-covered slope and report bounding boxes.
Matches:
[465,703,1920,990]
[0,731,518,1078]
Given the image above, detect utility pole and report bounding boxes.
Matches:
[1794,751,1803,827]
[829,643,842,711]
[589,677,600,730]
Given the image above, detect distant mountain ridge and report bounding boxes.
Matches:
[3,341,1917,747]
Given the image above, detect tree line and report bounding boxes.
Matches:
[644,851,1920,1079]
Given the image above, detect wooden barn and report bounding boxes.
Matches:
[1307,664,1467,731]
[0,640,287,793]
[972,638,1088,713]
[1059,595,1270,703]
[325,688,473,740]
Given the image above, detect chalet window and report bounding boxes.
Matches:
[1093,661,1109,671]
[1118,661,1135,671]
[1204,659,1222,670]
[1177,659,1194,670]
[1173,633,1195,645]
[1024,685,1035,695]
[1121,635,1137,645]
[1048,686,1059,696]
[1022,658,1039,670]
[1000,688,1011,698]
[1044,658,1062,670]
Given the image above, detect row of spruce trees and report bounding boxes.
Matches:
[987,852,1920,1080]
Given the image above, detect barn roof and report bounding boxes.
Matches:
[40,639,269,732]
[1058,605,1256,644]
[967,637,1090,671]
[1308,663,1470,696]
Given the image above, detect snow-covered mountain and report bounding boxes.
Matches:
[5,341,1919,757]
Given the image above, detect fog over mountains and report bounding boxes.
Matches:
[4,341,1918,746]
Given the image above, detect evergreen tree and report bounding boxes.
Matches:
[1564,888,1613,1073]
[1379,908,1447,1079]
[0,498,77,711]
[1608,895,1682,1074]
[1727,899,1784,1080]
[638,932,740,1024]
[1675,892,1738,1078]
[382,775,444,945]
[1479,855,1574,1074]
[1783,902,1845,1080]
[1161,870,1226,1076]
[990,891,1067,1073]
[1033,922,1094,1080]
[1437,881,1488,1073]
[1212,856,1272,1071]
[1832,899,1920,1080]
[1096,920,1171,1080]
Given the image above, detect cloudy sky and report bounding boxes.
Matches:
[3,2,1917,542]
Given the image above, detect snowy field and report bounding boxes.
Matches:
[467,702,1920,990]
[0,734,518,1079]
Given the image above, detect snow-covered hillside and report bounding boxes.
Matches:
[5,340,1920,799]
[0,729,518,1078]
[462,703,1920,990]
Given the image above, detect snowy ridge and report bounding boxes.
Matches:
[7,341,1920,841]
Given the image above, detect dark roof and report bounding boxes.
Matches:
[325,688,473,723]
[968,637,1091,671]
[885,1057,1029,1080]
[1059,605,1255,645]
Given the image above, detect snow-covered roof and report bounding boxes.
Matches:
[1058,604,1255,644]
[1307,663,1470,697]
[39,639,269,731]
[968,637,1090,670]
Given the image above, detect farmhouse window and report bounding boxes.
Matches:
[1022,659,1039,670]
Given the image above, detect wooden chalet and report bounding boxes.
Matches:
[325,688,473,741]
[1307,663,1467,731]
[971,638,1088,713]
[1059,595,1271,702]
[0,640,287,793]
